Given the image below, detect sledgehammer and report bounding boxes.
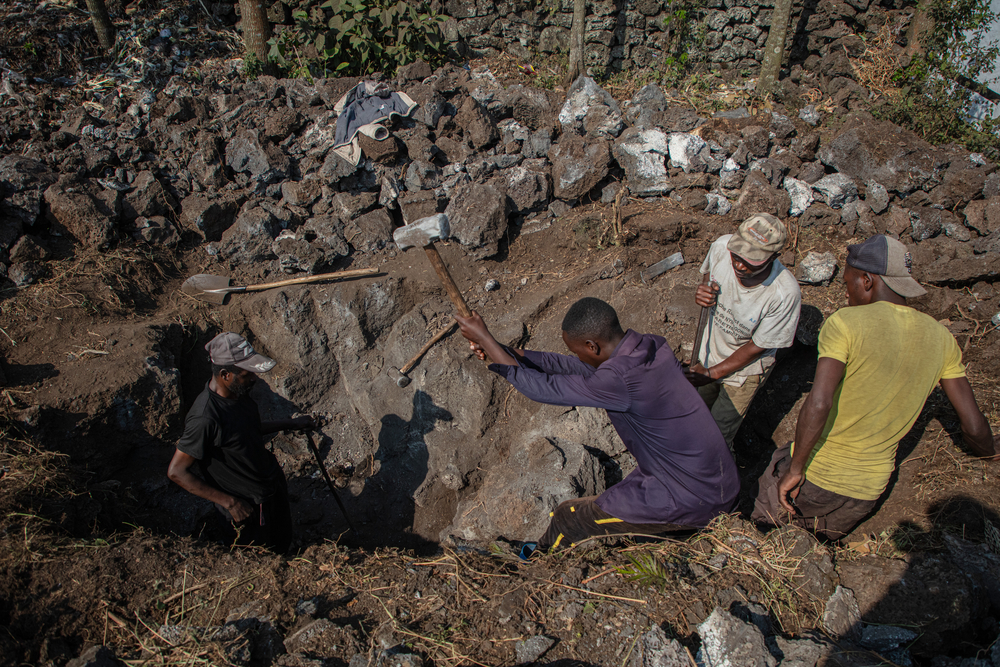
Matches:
[392,214,473,318]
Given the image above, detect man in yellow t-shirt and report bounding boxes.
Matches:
[752,235,997,540]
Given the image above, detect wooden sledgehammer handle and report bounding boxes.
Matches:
[423,244,473,318]
[401,322,458,374]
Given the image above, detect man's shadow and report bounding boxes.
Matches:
[350,390,452,552]
[834,496,1000,663]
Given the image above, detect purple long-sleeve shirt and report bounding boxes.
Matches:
[489,329,738,526]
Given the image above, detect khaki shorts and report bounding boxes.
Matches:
[697,372,767,447]
[751,444,876,541]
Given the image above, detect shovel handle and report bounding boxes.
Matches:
[423,244,472,318]
[690,273,712,368]
[242,267,379,292]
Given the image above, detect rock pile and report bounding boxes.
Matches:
[2,60,997,291]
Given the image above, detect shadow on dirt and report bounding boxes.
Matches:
[843,496,1000,661]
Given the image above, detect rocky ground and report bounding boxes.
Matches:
[2,1,1000,666]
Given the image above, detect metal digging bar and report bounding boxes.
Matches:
[305,430,357,534]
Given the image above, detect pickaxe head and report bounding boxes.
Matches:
[393,213,449,250]
[389,366,412,388]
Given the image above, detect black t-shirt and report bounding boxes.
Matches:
[177,383,283,504]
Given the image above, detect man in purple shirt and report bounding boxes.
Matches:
[456,297,738,553]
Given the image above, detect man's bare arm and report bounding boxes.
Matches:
[940,377,997,459]
[167,449,252,521]
[776,357,847,512]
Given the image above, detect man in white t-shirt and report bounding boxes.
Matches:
[686,214,802,448]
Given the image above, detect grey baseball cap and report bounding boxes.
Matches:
[727,213,788,264]
[847,235,926,298]
[205,332,276,373]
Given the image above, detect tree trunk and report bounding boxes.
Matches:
[238,0,273,67]
[905,0,934,56]
[564,0,586,89]
[758,0,792,96]
[84,0,116,53]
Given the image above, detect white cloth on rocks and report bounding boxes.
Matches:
[698,235,802,386]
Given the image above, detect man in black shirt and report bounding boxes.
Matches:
[168,332,313,553]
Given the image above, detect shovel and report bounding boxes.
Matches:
[181,267,380,305]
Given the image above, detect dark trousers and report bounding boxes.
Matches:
[217,473,293,553]
[537,496,694,552]
[752,444,876,541]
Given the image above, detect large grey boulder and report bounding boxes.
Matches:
[613,128,671,196]
[668,133,710,173]
[344,208,394,253]
[731,171,791,220]
[226,129,290,184]
[823,586,861,640]
[298,109,340,157]
[404,82,448,129]
[798,251,838,284]
[122,171,176,221]
[302,215,351,260]
[817,115,946,194]
[697,608,776,667]
[559,76,624,139]
[404,160,442,191]
[497,85,559,131]
[812,173,858,209]
[443,436,605,543]
[43,175,119,250]
[629,625,689,666]
[909,206,946,242]
[549,133,612,200]
[866,179,890,214]
[455,96,499,150]
[624,84,668,130]
[504,165,551,213]
[217,203,287,263]
[444,181,510,259]
[0,156,54,246]
[785,177,814,216]
[964,197,1000,236]
[719,158,745,190]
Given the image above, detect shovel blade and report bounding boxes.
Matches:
[182,274,234,305]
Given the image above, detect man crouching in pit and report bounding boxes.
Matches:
[456,297,739,555]
[167,333,314,554]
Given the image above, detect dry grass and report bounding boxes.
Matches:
[0,245,176,318]
[0,409,81,567]
[848,22,903,101]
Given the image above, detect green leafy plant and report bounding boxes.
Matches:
[242,51,264,79]
[618,552,673,588]
[874,0,999,157]
[267,0,448,79]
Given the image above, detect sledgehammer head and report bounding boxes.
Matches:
[393,213,450,250]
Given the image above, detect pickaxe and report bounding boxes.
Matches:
[389,321,458,388]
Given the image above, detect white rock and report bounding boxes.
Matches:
[785,177,814,216]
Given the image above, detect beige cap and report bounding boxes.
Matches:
[727,213,788,264]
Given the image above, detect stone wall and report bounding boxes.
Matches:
[425,0,918,75]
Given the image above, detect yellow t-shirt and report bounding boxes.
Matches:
[802,301,966,500]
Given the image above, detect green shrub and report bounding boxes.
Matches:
[268,0,448,80]
[874,0,999,157]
